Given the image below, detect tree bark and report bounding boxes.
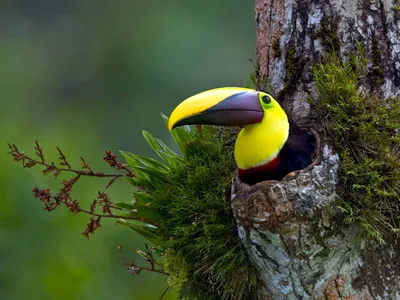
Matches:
[231,1,400,299]
[255,0,400,121]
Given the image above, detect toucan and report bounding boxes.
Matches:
[168,87,314,184]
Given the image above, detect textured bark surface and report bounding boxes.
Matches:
[232,134,400,299]
[255,0,400,122]
[229,0,400,299]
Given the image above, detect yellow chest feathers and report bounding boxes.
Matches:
[234,106,289,170]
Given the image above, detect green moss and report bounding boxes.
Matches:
[153,128,258,299]
[347,42,369,78]
[272,38,282,58]
[162,249,189,289]
[121,124,259,299]
[319,247,330,258]
[278,15,340,100]
[282,45,300,93]
[314,15,340,52]
[246,57,276,96]
[311,51,400,243]
[371,36,385,85]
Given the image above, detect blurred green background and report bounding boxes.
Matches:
[1,1,255,299]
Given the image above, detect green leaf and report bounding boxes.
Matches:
[133,155,170,172]
[117,219,160,245]
[142,130,184,169]
[120,151,147,177]
[161,113,197,153]
[121,151,169,183]
[114,202,135,210]
[124,175,137,186]
[130,165,166,179]
[120,151,155,189]
[123,175,156,193]
[129,205,161,220]
[136,249,149,260]
[133,191,153,205]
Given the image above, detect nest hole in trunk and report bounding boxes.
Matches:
[231,129,339,230]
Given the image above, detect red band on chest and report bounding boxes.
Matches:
[238,155,280,177]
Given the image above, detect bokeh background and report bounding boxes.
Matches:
[1,1,255,299]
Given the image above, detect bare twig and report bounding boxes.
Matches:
[7,141,148,239]
[118,245,167,276]
[81,157,93,173]
[104,150,135,177]
[7,142,132,179]
[34,140,45,163]
[159,287,170,300]
[56,146,72,169]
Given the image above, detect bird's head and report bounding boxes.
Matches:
[168,87,293,183]
[168,87,285,131]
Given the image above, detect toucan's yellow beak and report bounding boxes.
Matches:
[168,87,264,131]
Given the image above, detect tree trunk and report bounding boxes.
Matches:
[255,0,400,122]
[231,1,400,299]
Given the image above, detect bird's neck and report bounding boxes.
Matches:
[234,107,289,171]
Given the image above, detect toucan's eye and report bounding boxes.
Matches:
[262,95,271,104]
